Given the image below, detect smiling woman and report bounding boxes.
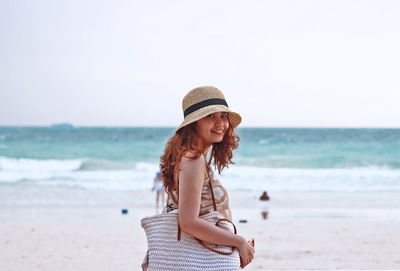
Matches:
[141,86,254,270]
[196,112,229,145]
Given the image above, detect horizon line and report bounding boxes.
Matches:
[0,124,400,129]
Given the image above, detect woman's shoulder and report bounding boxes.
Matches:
[182,150,204,161]
[180,151,206,173]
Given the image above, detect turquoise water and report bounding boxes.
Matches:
[1,127,400,191]
[1,127,400,168]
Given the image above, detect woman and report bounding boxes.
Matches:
[143,86,254,269]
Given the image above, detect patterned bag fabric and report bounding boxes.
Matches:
[141,209,240,271]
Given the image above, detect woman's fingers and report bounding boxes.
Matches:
[243,253,254,264]
[241,258,251,268]
[240,254,255,268]
[248,238,255,246]
[240,255,249,268]
[239,237,256,268]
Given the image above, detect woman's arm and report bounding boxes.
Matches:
[178,154,254,267]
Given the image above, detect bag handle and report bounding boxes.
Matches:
[195,218,237,255]
[176,153,237,255]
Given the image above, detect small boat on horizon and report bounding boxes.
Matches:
[50,123,74,128]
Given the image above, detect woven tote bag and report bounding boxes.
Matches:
[141,169,241,271]
[141,209,240,270]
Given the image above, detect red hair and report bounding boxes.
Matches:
[160,122,240,193]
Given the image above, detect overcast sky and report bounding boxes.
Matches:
[1,0,399,128]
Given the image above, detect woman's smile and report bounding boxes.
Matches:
[211,128,225,135]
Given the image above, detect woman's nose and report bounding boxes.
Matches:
[214,116,223,126]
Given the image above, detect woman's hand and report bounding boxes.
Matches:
[237,236,255,268]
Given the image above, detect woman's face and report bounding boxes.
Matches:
[195,112,230,147]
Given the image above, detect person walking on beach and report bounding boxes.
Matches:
[259,191,270,220]
[142,86,254,269]
[151,171,165,210]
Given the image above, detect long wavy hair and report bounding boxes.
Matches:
[160,121,240,193]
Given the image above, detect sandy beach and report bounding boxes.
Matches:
[1,185,400,271]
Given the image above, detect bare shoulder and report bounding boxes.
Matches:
[181,151,205,164]
[180,152,206,180]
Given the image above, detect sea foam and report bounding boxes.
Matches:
[1,157,399,192]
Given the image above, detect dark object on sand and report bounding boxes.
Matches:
[261,210,269,220]
[121,209,128,214]
[259,191,270,201]
[239,219,247,223]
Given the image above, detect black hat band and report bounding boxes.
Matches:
[183,98,228,117]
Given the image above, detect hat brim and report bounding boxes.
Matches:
[175,105,241,133]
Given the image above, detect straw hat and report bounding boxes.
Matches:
[176,86,242,132]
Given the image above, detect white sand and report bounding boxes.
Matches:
[1,188,400,270]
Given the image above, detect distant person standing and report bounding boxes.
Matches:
[259,191,270,220]
[152,172,165,210]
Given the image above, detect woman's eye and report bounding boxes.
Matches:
[221,113,228,119]
[208,114,215,118]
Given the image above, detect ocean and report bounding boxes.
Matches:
[1,127,400,192]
